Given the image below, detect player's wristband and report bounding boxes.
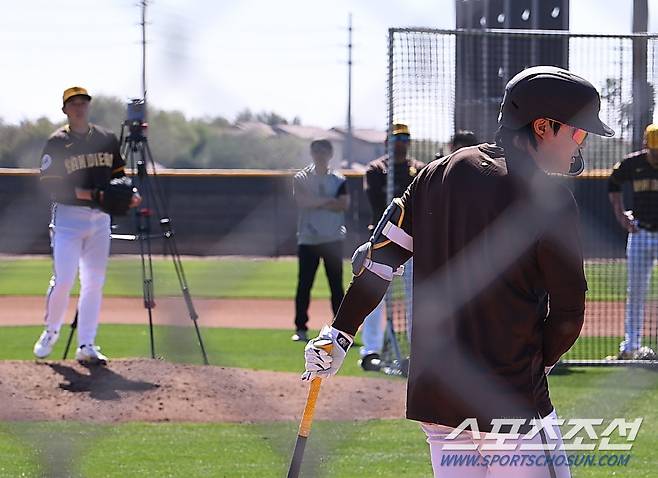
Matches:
[325,325,354,353]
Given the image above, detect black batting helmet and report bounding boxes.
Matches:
[498,66,614,175]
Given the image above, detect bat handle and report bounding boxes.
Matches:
[287,340,334,478]
[298,377,322,437]
[299,340,333,437]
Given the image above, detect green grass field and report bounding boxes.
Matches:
[0,256,349,299]
[0,325,656,477]
[1,256,658,300]
[1,257,657,476]
[0,419,432,478]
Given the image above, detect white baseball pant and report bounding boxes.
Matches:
[43,203,111,346]
[421,409,571,478]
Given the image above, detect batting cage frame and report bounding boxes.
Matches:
[381,28,658,371]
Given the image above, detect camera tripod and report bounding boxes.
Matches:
[62,122,209,365]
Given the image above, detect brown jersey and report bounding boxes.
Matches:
[608,150,658,226]
[334,144,586,431]
[39,124,125,207]
[364,155,425,225]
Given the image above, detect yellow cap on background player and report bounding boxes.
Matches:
[645,123,658,149]
[392,123,410,136]
[62,86,92,106]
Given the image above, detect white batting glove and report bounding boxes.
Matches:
[301,325,354,381]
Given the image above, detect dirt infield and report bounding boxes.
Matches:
[0,298,653,426]
[0,297,332,330]
[1,296,650,337]
[0,359,405,423]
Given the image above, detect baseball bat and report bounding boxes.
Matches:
[286,339,333,478]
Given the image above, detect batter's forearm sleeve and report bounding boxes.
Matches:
[332,271,389,336]
[333,241,411,335]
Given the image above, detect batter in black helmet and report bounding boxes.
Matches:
[301,66,614,477]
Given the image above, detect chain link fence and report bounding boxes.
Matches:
[383,28,658,369]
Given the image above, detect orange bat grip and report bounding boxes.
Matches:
[298,377,322,437]
[298,341,333,437]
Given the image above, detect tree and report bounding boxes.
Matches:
[0,98,307,169]
[235,108,253,123]
[601,78,655,134]
[255,111,288,126]
[88,96,126,135]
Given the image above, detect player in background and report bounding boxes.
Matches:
[291,139,349,342]
[34,86,141,365]
[302,66,614,477]
[449,130,479,153]
[607,123,658,360]
[358,124,424,370]
[358,128,478,371]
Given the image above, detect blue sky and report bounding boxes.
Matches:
[1,0,657,130]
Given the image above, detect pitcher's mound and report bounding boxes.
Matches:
[0,359,406,423]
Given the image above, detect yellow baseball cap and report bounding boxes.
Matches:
[645,124,658,149]
[392,123,410,136]
[62,86,92,106]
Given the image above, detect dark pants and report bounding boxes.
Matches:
[294,240,344,331]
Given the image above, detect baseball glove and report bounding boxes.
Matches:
[93,177,136,216]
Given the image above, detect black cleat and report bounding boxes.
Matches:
[291,330,309,342]
[359,353,382,371]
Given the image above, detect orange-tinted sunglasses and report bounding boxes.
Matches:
[571,128,588,146]
[547,119,588,146]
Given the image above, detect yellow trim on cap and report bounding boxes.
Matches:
[63,86,91,105]
[392,123,410,136]
[645,124,658,149]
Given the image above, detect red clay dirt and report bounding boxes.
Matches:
[0,297,403,423]
[0,297,331,330]
[0,297,642,337]
[0,359,406,423]
[0,297,648,424]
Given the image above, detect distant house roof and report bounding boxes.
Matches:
[234,122,385,145]
[274,124,343,141]
[331,127,385,144]
[235,121,276,137]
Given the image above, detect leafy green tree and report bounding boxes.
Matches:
[235,108,253,123]
[0,98,306,169]
[88,95,126,135]
[255,111,288,126]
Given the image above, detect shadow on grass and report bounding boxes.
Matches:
[46,363,159,400]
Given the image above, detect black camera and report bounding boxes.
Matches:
[125,98,147,140]
[127,98,145,123]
